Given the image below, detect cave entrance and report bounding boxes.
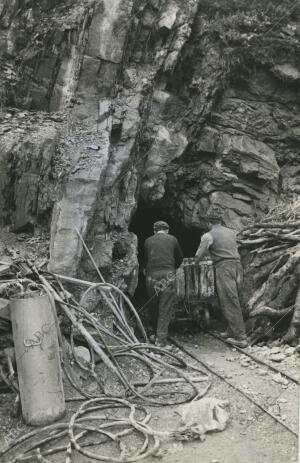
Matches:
[129,200,201,311]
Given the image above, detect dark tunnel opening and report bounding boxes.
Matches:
[129,200,202,308]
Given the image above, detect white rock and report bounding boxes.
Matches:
[269,353,285,362]
[241,360,250,367]
[273,63,300,81]
[272,373,289,386]
[269,347,282,354]
[158,3,179,30]
[153,90,171,105]
[285,347,295,356]
[86,144,99,150]
[75,346,91,364]
[257,369,267,376]
[277,398,288,404]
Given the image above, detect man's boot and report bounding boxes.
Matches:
[226,337,248,348]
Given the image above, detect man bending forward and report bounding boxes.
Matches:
[195,208,248,348]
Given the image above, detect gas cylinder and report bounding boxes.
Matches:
[10,291,65,426]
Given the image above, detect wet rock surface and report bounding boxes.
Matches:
[0,0,299,288]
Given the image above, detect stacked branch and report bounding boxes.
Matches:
[240,198,300,342]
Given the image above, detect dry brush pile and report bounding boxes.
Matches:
[240,198,300,343]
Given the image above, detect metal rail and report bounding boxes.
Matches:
[206,330,299,385]
[169,336,298,438]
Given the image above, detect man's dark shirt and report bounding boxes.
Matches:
[144,233,183,277]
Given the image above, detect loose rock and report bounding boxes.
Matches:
[269,353,286,363]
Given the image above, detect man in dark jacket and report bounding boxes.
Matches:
[195,208,248,348]
[144,221,183,347]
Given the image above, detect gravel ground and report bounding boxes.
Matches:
[0,331,298,463]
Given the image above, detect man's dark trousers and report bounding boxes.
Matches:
[215,259,246,340]
[146,271,176,344]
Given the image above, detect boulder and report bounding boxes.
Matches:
[219,134,280,183]
[86,0,133,63]
[49,99,112,276]
[158,2,179,31]
[269,353,286,363]
[273,64,300,82]
[141,125,188,201]
[210,191,252,217]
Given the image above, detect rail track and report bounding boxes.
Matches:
[169,336,299,438]
[206,330,299,385]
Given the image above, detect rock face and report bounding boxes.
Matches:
[0,0,299,291]
[0,111,61,231]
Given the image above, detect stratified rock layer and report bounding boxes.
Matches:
[0,0,299,291]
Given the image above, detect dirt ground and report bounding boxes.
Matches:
[0,330,298,463]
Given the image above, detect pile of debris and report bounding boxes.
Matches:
[0,108,64,136]
[240,197,300,343]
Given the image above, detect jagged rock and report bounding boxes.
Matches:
[273,64,300,82]
[141,125,188,201]
[210,191,252,216]
[269,353,286,363]
[49,138,111,275]
[0,120,59,229]
[272,374,289,386]
[220,134,280,183]
[87,0,133,64]
[196,127,219,155]
[0,0,299,298]
[153,90,172,105]
[285,347,295,356]
[158,2,179,31]
[269,347,282,355]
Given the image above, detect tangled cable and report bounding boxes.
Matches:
[0,229,212,462]
[1,398,168,463]
[40,273,211,406]
[0,271,212,462]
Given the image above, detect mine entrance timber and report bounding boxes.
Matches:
[129,201,203,326]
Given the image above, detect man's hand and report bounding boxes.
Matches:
[195,232,213,262]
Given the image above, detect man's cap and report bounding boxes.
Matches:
[206,207,223,221]
[154,220,169,230]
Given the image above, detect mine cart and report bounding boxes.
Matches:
[175,258,215,327]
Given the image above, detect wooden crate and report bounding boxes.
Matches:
[176,258,215,300]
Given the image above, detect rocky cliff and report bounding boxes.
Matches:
[0,0,300,293]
